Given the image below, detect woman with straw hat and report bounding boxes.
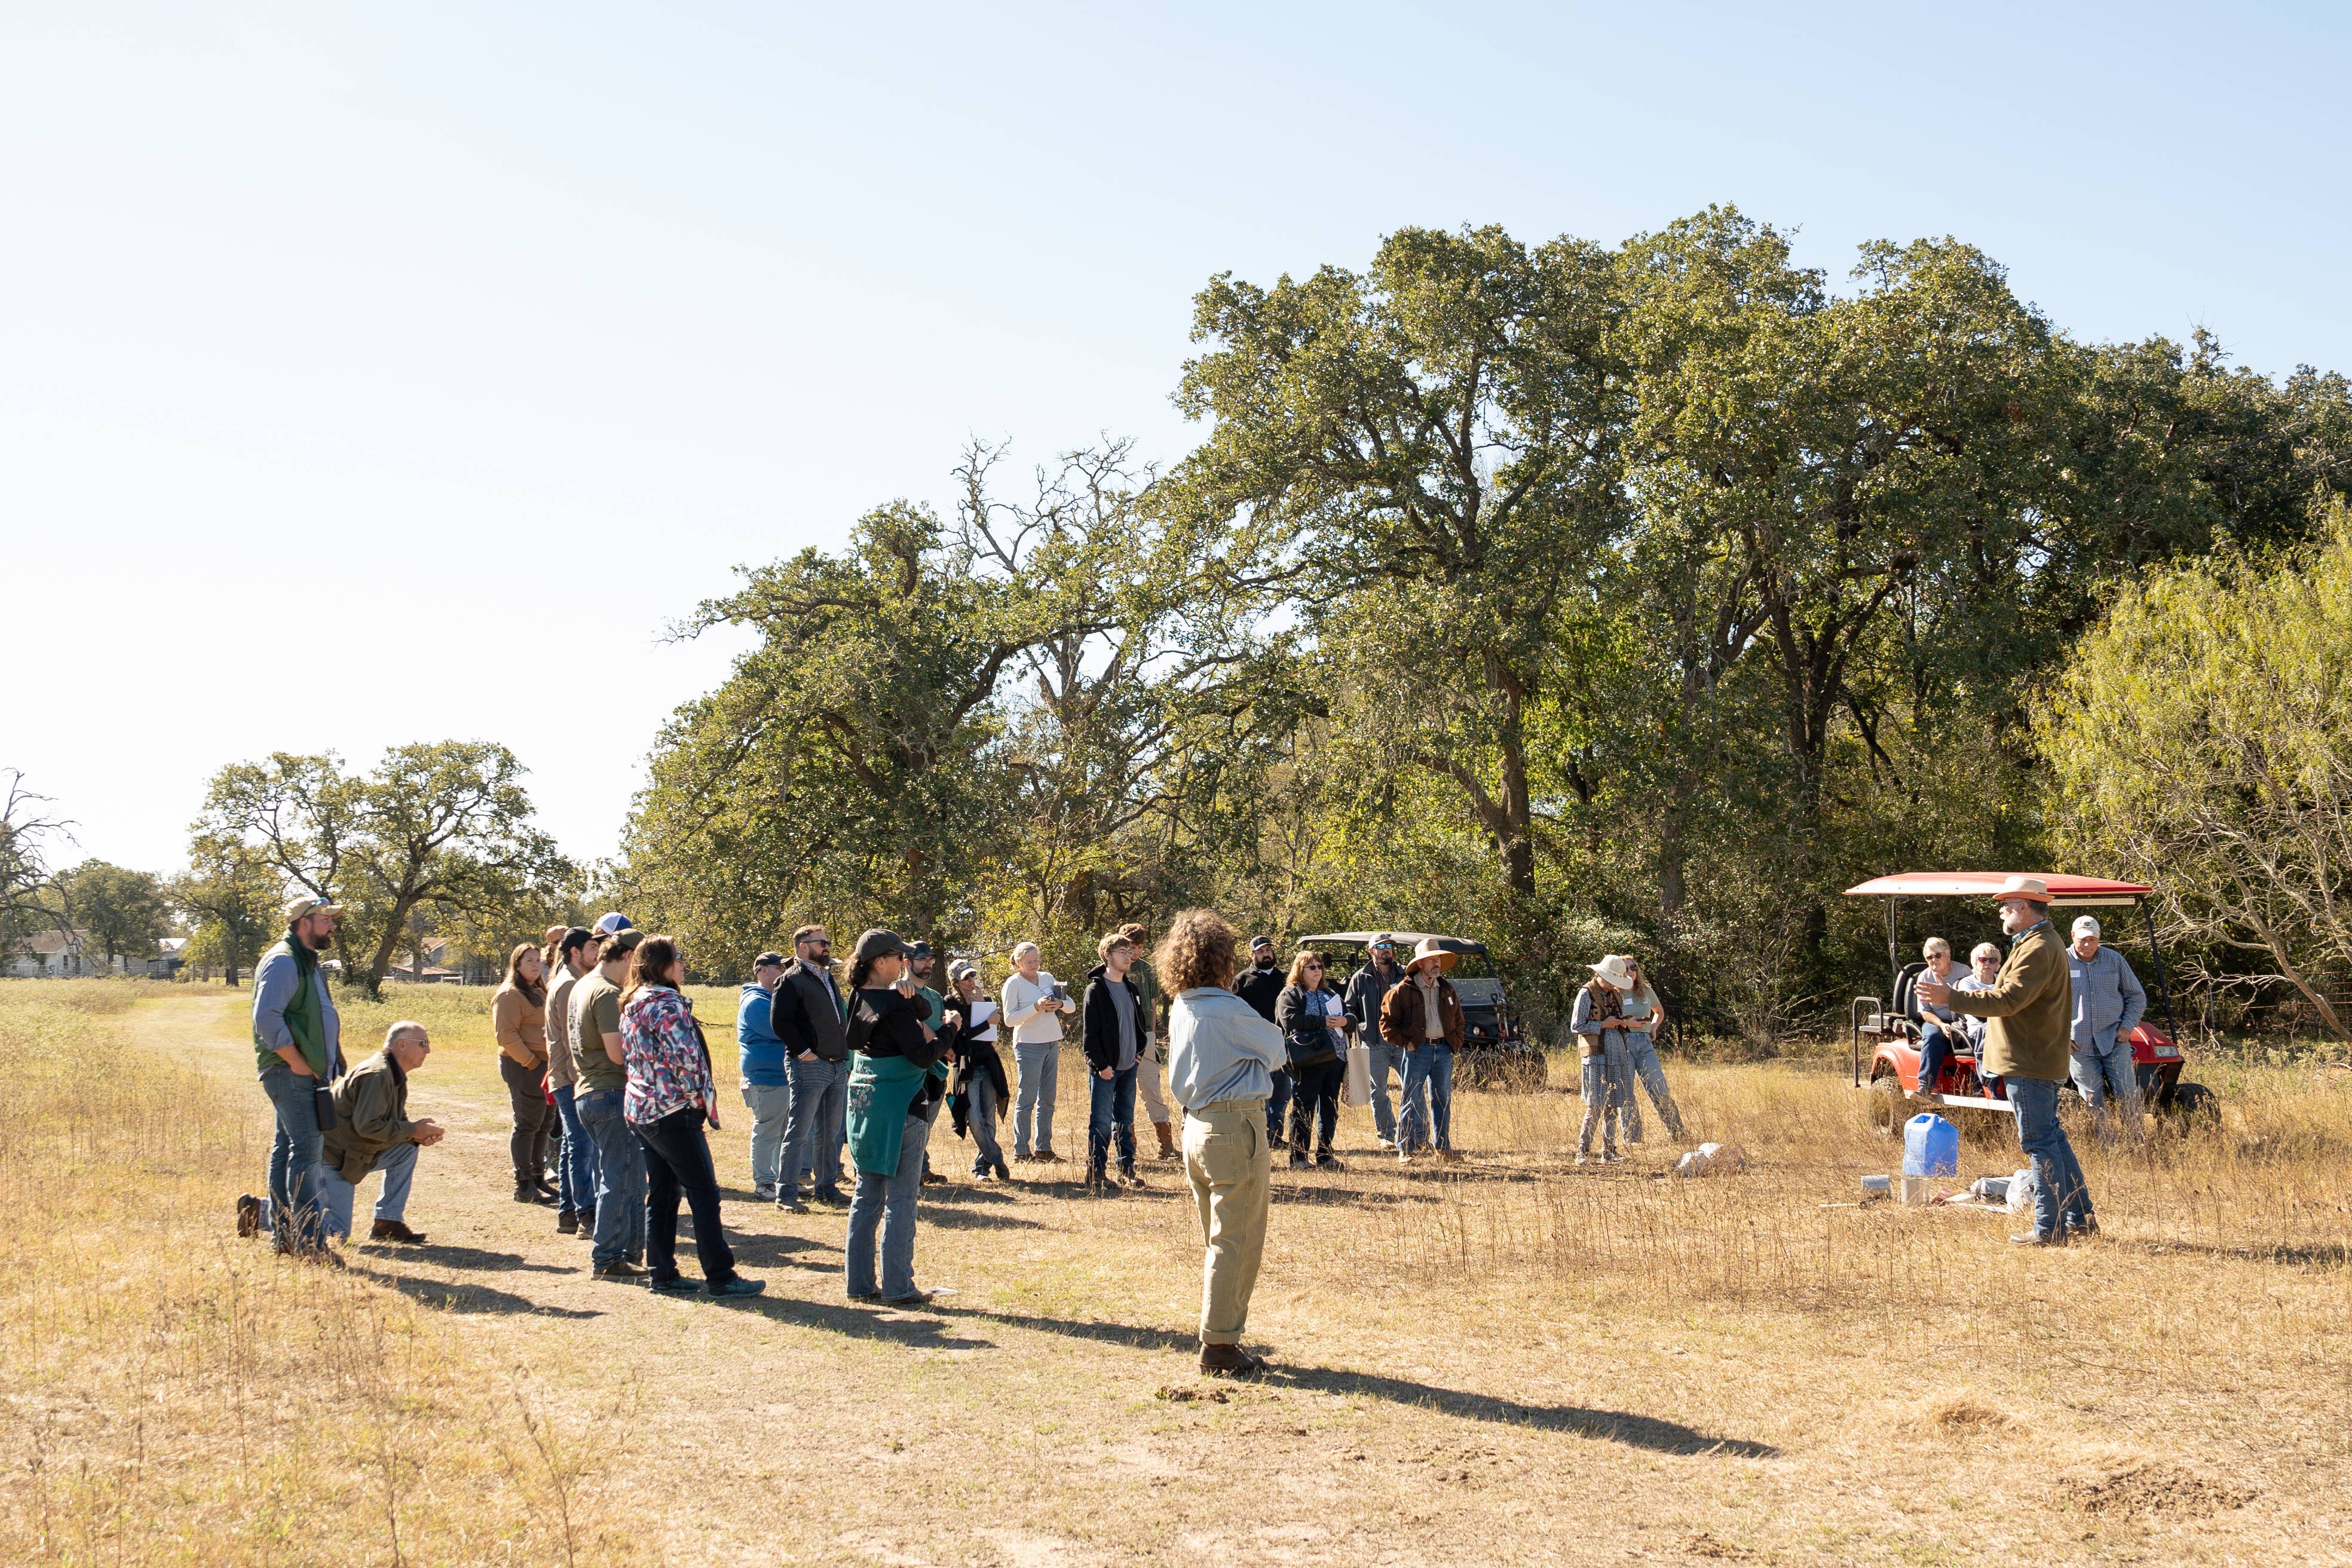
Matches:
[1380,938,1466,1164]
[1570,954,1639,1164]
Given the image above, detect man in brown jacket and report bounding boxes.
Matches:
[316,1021,446,1245]
[1920,876,2094,1245]
[1382,939,1466,1164]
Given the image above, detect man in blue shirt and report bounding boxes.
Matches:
[2067,915,2148,1141]
[736,951,791,1200]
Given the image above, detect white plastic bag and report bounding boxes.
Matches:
[2005,1166,2036,1214]
[1674,1141,1747,1177]
[1341,1041,1371,1108]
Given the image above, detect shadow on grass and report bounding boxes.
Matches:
[727,1232,841,1270]
[2120,1238,2351,1268]
[359,1267,602,1319]
[721,1293,996,1350]
[368,1243,574,1275]
[930,1304,1777,1457]
[921,1205,1045,1231]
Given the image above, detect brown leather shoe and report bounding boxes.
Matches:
[1153,1120,1178,1160]
[235,1193,261,1238]
[370,1218,428,1245]
[1199,1342,1268,1378]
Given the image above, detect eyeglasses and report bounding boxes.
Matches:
[1303,962,1324,971]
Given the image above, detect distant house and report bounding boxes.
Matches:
[2,931,182,979]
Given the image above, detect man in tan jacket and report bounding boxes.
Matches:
[1920,876,2094,1245]
[304,1021,445,1245]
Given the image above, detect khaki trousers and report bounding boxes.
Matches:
[1182,1098,1271,1345]
[1136,1036,1171,1123]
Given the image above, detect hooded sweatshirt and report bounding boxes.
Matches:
[737,981,788,1088]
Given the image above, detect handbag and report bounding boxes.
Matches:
[1342,1040,1371,1107]
[313,1082,339,1132]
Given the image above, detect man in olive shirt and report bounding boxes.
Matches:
[572,929,647,1278]
[1919,876,2093,1245]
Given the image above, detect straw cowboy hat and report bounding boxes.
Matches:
[1587,954,1637,990]
[1990,875,2053,906]
[1407,937,1458,973]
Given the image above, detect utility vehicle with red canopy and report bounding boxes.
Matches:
[1843,872,2217,1136]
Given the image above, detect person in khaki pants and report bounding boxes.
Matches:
[1157,909,1287,1377]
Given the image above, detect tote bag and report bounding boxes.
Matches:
[1342,1040,1372,1107]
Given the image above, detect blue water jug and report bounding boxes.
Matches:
[1903,1113,1959,1177]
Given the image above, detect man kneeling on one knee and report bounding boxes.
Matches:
[318,1021,445,1244]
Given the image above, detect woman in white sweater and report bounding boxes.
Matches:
[1001,942,1068,1163]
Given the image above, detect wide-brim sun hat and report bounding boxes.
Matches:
[1991,875,2053,906]
[1588,954,1637,990]
[1408,937,1457,973]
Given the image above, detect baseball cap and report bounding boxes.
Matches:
[851,928,915,964]
[754,950,787,969]
[1249,933,1274,950]
[2071,915,2102,939]
[948,959,978,984]
[906,941,933,960]
[283,894,344,922]
[593,912,633,935]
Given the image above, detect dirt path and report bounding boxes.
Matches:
[157,990,2347,1567]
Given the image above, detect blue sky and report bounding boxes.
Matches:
[7,2,2347,875]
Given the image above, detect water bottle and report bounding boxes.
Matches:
[1903,1113,1959,1177]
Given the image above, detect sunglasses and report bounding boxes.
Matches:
[1303,961,1324,970]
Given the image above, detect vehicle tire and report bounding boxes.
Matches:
[2164,1080,2221,1134]
[1867,1073,1904,1138]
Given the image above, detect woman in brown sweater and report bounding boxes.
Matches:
[492,942,554,1203]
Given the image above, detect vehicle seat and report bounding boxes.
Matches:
[1888,962,1928,1037]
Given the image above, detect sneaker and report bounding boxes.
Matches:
[1575,1153,1592,1166]
[647,1275,699,1296]
[705,1275,766,1298]
[368,1218,428,1245]
[557,1209,578,1235]
[776,1195,809,1213]
[973,1170,997,1184]
[753,1184,777,1202]
[1376,1137,1396,1152]
[1601,1150,1624,1163]
[235,1193,261,1238]
[592,1260,644,1281]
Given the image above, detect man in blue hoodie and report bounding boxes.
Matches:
[737,951,791,1200]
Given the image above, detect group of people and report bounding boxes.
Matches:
[234,880,2127,1370]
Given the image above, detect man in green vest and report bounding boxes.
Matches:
[236,895,346,1257]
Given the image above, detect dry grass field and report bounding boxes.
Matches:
[3,978,2348,1566]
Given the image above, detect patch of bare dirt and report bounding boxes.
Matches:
[1925,1393,2014,1432]
[2062,1458,2255,1519]
[1679,1529,1756,1560]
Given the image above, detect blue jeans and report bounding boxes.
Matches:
[1613,1030,1683,1141]
[1013,1042,1059,1157]
[846,1108,931,1299]
[782,1055,847,1198]
[1364,1040,1398,1141]
[1088,1065,1138,1180]
[1396,1045,1453,1153]
[1264,1067,1293,1146]
[1916,1021,1963,1098]
[2070,1034,2143,1142]
[552,1083,596,1214]
[577,1086,647,1268]
[1578,1042,1619,1154]
[2008,1076,2092,1238]
[742,1081,792,1190]
[317,1142,416,1239]
[967,1074,1007,1176]
[259,1061,327,1251]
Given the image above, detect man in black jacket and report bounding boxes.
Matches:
[773,924,851,1212]
[1234,935,1291,1149]
[1080,932,1150,1192]
[1343,935,1408,1149]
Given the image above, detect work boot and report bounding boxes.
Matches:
[557,1208,578,1235]
[2008,1230,2066,1247]
[574,1206,596,1235]
[1199,1342,1267,1378]
[369,1218,428,1245]
[235,1193,261,1238]
[514,1183,551,1205]
[593,1260,645,1281]
[1153,1120,1179,1161]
